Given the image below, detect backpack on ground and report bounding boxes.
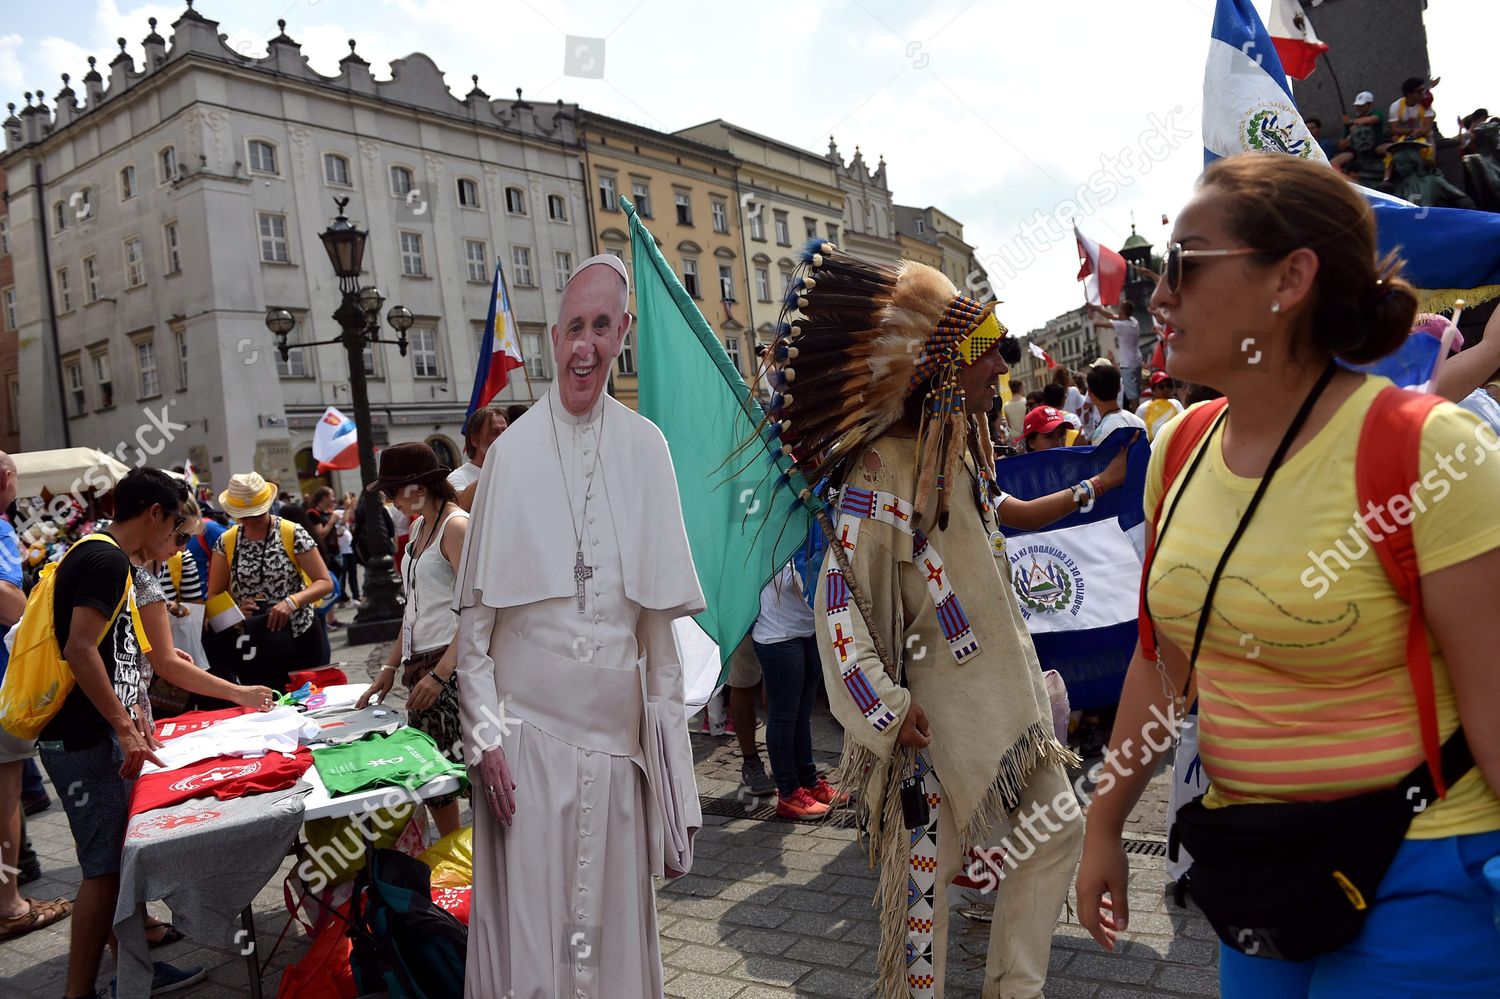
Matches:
[346,848,466,999]
[0,533,148,740]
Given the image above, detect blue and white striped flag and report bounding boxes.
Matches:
[995,428,1151,710]
[1204,0,1500,306]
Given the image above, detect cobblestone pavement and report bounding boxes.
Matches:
[1,638,1219,997]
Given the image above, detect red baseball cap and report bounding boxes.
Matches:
[1149,370,1171,387]
[1023,406,1070,437]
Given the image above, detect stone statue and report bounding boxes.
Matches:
[1462,121,1500,213]
[1387,140,1476,210]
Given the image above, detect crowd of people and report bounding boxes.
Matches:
[2,148,1499,999]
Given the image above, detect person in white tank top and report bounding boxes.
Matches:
[356,442,470,836]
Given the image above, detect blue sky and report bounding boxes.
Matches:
[2,0,1493,336]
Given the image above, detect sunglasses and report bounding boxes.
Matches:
[1164,242,1260,293]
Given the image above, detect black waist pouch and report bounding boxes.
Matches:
[1171,728,1473,962]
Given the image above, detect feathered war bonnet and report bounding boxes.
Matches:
[758,238,1017,532]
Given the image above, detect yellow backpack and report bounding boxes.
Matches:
[223,518,324,609]
[0,533,150,740]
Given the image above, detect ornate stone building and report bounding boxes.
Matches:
[0,6,592,493]
[827,137,900,266]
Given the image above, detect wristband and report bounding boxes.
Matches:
[379,664,397,674]
[284,595,298,611]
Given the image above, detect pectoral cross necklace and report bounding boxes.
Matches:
[550,401,606,614]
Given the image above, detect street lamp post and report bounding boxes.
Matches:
[265,197,414,643]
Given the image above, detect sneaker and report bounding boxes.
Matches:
[806,777,850,806]
[776,787,831,820]
[740,757,776,797]
[112,961,206,997]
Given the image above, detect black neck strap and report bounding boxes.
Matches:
[1149,361,1339,699]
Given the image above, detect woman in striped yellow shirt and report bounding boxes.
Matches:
[1076,154,1500,996]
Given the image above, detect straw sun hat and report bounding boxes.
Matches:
[218,471,278,519]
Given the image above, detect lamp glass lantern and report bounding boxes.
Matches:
[319,210,367,280]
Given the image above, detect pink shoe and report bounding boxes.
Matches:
[806,777,849,806]
[776,787,831,820]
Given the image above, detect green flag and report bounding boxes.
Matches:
[626,199,812,681]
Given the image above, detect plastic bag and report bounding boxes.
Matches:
[417,826,473,890]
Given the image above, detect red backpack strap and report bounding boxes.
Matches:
[1356,385,1450,796]
[1138,398,1229,661]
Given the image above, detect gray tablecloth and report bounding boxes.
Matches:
[113,781,310,997]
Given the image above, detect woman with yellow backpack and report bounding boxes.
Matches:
[205,473,335,692]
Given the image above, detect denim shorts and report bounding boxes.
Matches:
[38,734,132,878]
[1219,829,1500,998]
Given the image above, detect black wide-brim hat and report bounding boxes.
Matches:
[367,442,451,494]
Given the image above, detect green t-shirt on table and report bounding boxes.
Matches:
[312,726,468,798]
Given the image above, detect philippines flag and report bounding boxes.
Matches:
[1074,225,1126,307]
[995,427,1151,709]
[1205,0,1500,306]
[312,406,359,473]
[467,261,526,417]
[1267,0,1327,81]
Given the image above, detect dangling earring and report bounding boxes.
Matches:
[1270,300,1281,314]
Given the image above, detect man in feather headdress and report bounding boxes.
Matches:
[760,242,1088,999]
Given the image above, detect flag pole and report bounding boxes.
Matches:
[496,259,536,404]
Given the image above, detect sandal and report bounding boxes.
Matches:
[0,896,73,941]
[146,921,186,948]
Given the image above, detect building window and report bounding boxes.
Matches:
[915,218,925,234]
[512,246,534,286]
[135,338,159,398]
[774,210,790,245]
[410,327,441,378]
[53,201,67,234]
[258,213,289,263]
[521,331,546,379]
[711,199,728,234]
[504,186,527,215]
[632,181,651,218]
[598,173,617,212]
[719,264,734,301]
[457,177,480,208]
[124,236,145,287]
[682,258,699,298]
[55,267,72,313]
[804,216,817,239]
[247,139,278,175]
[119,165,138,201]
[163,222,181,274]
[390,165,414,196]
[91,349,113,409]
[547,193,567,221]
[675,191,693,226]
[724,336,741,373]
[65,359,85,416]
[465,239,489,282]
[276,332,309,378]
[81,255,99,305]
[826,222,839,243]
[0,217,7,254]
[323,152,351,187]
[749,208,765,241]
[780,268,793,296]
[618,332,635,375]
[1,288,14,331]
[175,328,188,390]
[400,231,425,276]
[554,251,573,291]
[361,343,381,379]
[159,145,178,184]
[755,267,770,302]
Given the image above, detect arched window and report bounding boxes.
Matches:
[547,193,567,221]
[504,186,527,215]
[390,165,414,196]
[457,177,480,208]
[426,436,460,469]
[158,146,178,185]
[323,152,352,187]
[247,139,278,175]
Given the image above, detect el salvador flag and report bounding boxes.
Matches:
[995,428,1151,710]
[1205,0,1500,304]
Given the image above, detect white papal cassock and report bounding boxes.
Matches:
[453,388,705,999]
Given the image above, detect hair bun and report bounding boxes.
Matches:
[1346,265,1419,365]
